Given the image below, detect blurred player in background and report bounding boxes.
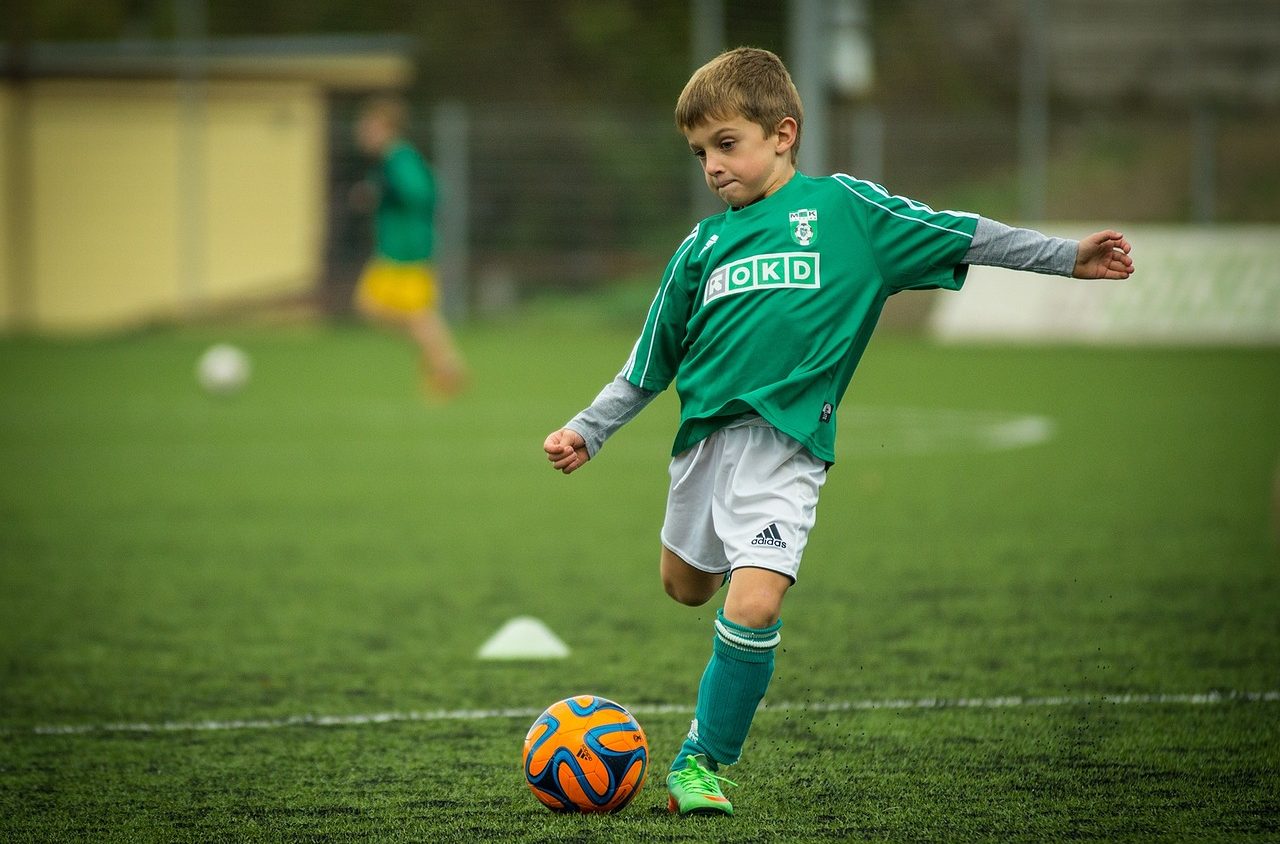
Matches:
[352,96,467,397]
[544,47,1133,818]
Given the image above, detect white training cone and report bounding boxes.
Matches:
[476,616,570,660]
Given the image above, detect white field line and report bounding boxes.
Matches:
[16,690,1279,737]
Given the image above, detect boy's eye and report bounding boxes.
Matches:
[692,149,706,160]
[719,139,736,151]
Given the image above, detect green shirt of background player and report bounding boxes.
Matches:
[543,48,1134,817]
[371,138,434,263]
[352,97,466,397]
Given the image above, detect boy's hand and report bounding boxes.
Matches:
[544,428,590,475]
[1074,230,1134,280]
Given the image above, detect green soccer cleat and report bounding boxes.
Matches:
[666,755,737,816]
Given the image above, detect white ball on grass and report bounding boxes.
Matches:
[196,344,251,395]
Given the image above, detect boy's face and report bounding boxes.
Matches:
[356,112,395,156]
[684,115,797,208]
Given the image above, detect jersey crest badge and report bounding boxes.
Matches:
[789,208,818,246]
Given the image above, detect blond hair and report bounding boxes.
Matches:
[675,47,804,162]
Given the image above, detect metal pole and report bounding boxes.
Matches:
[689,0,725,218]
[849,107,884,182]
[691,0,725,65]
[432,101,470,322]
[833,0,879,178]
[1190,103,1216,224]
[1018,0,1049,222]
[175,0,208,312]
[1186,0,1215,227]
[788,0,830,177]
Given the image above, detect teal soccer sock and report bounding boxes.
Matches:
[671,608,781,772]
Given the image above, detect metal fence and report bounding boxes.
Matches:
[321,99,1279,319]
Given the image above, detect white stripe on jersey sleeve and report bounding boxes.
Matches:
[832,174,976,238]
[625,224,700,385]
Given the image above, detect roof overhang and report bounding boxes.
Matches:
[2,34,416,90]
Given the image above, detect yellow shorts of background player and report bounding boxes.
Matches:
[356,260,439,313]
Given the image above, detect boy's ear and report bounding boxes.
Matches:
[773,117,799,155]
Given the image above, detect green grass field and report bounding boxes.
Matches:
[2,301,1278,842]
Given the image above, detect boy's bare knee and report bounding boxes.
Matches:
[722,596,779,628]
[722,567,790,628]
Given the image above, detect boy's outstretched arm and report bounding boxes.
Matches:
[1073,230,1134,280]
[543,373,659,476]
[964,218,1134,280]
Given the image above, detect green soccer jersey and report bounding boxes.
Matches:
[623,172,979,463]
[372,141,436,262]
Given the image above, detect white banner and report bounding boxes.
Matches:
[930,225,1280,345]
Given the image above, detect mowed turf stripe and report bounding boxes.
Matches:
[18,690,1279,736]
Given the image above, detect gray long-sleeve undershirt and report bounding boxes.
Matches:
[564,373,658,459]
[564,216,1077,457]
[966,216,1077,276]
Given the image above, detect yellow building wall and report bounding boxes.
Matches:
[16,78,325,332]
[0,86,13,328]
[204,82,325,303]
[30,80,183,330]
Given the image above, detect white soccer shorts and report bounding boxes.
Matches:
[660,416,827,582]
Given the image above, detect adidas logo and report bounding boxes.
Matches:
[751,523,787,549]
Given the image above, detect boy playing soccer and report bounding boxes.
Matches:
[352,97,466,396]
[543,47,1133,816]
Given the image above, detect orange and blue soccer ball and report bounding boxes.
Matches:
[522,695,648,813]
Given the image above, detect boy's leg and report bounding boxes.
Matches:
[722,566,790,628]
[354,262,466,395]
[661,423,822,813]
[658,437,731,604]
[660,546,723,607]
[671,567,788,773]
[407,308,467,395]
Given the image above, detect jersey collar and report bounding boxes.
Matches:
[726,171,807,220]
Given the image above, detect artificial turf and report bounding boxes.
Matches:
[1,306,1277,841]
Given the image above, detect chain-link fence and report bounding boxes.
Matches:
[319,101,1278,317]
